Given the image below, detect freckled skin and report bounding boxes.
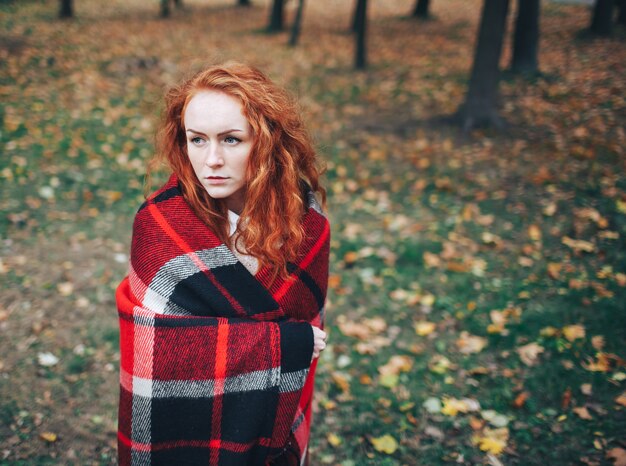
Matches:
[184,90,253,214]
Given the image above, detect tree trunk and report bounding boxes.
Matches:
[354,0,368,69]
[616,0,625,25]
[289,0,306,46]
[510,0,540,75]
[590,0,614,35]
[161,0,170,18]
[238,0,251,5]
[412,0,430,18]
[351,0,366,32]
[457,0,510,130]
[267,0,285,32]
[59,0,73,18]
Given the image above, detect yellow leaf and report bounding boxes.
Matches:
[441,398,474,417]
[528,224,542,241]
[540,326,558,337]
[615,392,626,407]
[476,436,506,455]
[370,434,398,454]
[40,432,58,443]
[327,433,342,447]
[562,324,586,342]
[420,294,436,307]
[429,355,453,374]
[415,321,436,336]
[472,427,509,456]
[379,373,399,388]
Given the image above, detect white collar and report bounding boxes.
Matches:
[227,210,239,237]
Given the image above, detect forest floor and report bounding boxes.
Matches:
[0,0,625,464]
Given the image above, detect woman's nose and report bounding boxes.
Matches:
[205,144,224,167]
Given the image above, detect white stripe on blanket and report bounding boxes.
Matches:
[143,245,238,314]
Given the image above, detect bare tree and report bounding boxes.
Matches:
[351,0,366,32]
[589,0,615,35]
[354,0,368,69]
[456,0,511,130]
[59,0,73,18]
[289,0,306,46]
[412,0,430,19]
[510,0,540,75]
[618,0,626,25]
[238,0,251,5]
[267,0,285,32]
[161,0,183,18]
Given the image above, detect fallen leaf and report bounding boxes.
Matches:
[37,352,59,367]
[516,343,544,366]
[40,432,58,443]
[379,355,413,376]
[547,263,562,280]
[456,331,488,354]
[481,409,509,427]
[561,387,572,410]
[561,236,596,253]
[540,326,558,337]
[379,374,399,389]
[591,335,605,351]
[573,406,593,420]
[607,447,626,466]
[422,397,442,414]
[429,355,454,374]
[472,427,509,455]
[330,372,351,393]
[57,281,74,296]
[615,392,626,407]
[327,432,342,447]
[370,434,398,454]
[343,251,359,265]
[441,397,480,416]
[580,383,593,396]
[415,321,436,336]
[562,324,585,342]
[528,224,542,241]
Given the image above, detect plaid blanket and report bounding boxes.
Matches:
[116,174,329,465]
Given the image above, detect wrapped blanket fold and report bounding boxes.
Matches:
[116,174,329,465]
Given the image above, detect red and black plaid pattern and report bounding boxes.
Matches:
[116,174,329,465]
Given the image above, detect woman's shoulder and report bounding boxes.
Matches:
[137,173,180,214]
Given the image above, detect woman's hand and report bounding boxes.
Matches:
[311,326,327,361]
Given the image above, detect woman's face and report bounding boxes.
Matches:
[184,89,253,215]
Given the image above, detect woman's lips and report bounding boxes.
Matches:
[206,176,228,185]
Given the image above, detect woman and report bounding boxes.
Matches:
[116,62,329,465]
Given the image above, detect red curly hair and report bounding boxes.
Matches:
[148,62,325,278]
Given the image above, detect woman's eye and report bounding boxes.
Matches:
[224,136,240,144]
[191,137,204,145]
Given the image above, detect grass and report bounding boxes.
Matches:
[1,0,625,464]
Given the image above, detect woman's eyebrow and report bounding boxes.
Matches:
[218,129,244,137]
[186,129,207,136]
[185,129,244,137]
